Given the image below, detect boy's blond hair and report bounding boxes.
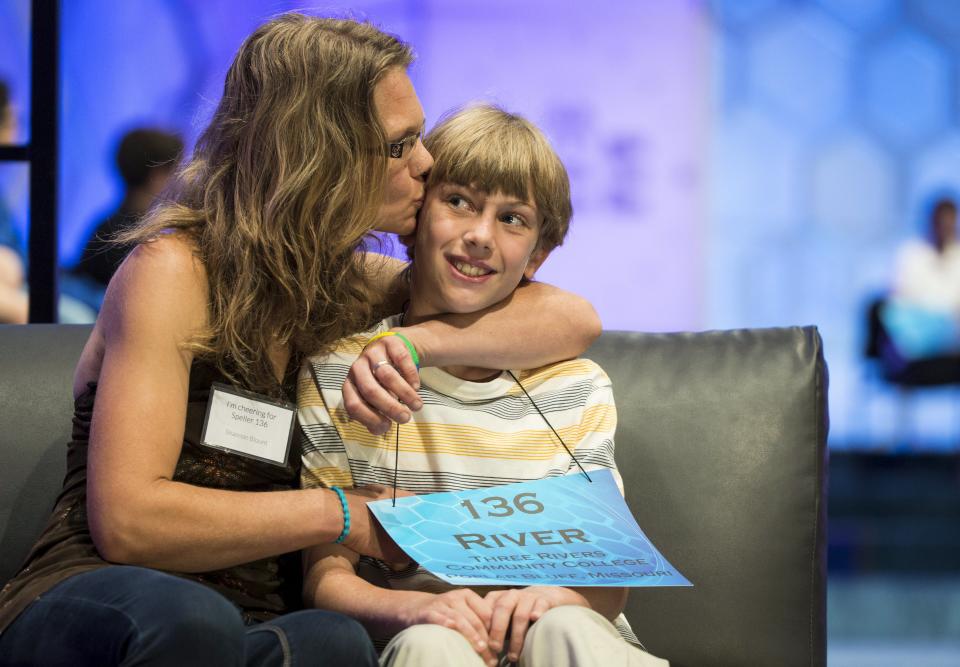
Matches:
[424,104,572,252]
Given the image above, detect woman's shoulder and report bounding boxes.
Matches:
[115,233,204,296]
[124,232,204,279]
[75,234,209,393]
[99,233,209,339]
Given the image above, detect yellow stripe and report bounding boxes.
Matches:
[329,403,614,460]
[302,465,354,488]
[298,376,325,408]
[510,359,600,394]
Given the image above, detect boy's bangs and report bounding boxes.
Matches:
[431,132,535,204]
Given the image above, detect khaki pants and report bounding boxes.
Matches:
[379,606,669,667]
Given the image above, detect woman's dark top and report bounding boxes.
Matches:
[0,359,302,634]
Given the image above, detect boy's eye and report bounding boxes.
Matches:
[501,213,526,227]
[447,194,471,209]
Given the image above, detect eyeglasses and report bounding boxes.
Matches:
[388,124,424,159]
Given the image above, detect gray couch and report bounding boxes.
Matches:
[0,324,828,666]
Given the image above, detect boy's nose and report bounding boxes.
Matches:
[463,214,495,251]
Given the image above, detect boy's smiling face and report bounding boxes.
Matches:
[407,181,549,320]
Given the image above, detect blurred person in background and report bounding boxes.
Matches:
[893,197,960,313]
[883,197,960,362]
[0,245,26,323]
[68,128,184,309]
[0,78,27,323]
[0,79,16,143]
[0,79,96,323]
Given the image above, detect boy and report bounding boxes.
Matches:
[299,105,667,667]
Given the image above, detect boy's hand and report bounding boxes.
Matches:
[484,586,589,663]
[343,329,423,435]
[399,590,498,666]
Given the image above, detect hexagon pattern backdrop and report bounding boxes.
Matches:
[709,0,960,448]
[2,0,960,448]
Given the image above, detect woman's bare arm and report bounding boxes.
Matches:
[85,236,399,571]
[345,262,602,433]
[367,255,600,367]
[407,280,601,368]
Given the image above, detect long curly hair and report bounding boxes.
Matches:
[124,14,412,393]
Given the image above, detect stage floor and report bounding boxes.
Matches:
[827,452,960,664]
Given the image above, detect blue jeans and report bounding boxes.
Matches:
[0,566,377,666]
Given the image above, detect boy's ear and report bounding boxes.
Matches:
[523,247,550,281]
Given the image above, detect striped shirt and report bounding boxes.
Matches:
[299,315,637,647]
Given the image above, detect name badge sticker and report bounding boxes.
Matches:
[369,469,692,588]
[200,382,295,467]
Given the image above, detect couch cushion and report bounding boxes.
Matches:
[0,324,91,583]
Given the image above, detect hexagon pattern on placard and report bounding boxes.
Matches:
[372,474,686,588]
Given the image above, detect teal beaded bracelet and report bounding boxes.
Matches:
[331,486,350,544]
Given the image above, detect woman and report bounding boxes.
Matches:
[0,14,599,666]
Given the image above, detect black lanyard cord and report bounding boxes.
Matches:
[392,368,593,506]
[507,370,592,483]
[393,420,400,506]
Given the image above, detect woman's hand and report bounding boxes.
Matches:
[343,329,423,435]
[484,586,589,663]
[397,590,498,666]
[342,484,414,567]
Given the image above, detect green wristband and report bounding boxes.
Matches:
[392,332,420,368]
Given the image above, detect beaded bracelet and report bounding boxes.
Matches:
[365,331,421,368]
[330,486,350,544]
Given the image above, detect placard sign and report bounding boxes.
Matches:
[369,469,691,588]
[200,383,295,467]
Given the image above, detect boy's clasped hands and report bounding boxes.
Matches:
[397,586,591,666]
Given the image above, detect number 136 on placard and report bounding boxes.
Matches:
[460,492,544,519]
